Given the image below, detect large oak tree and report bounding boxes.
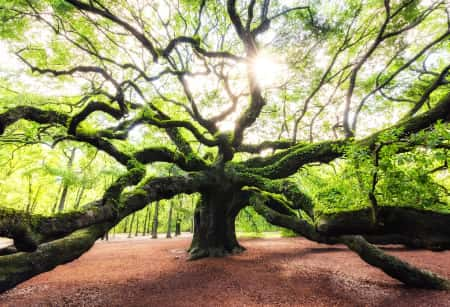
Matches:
[0,0,449,292]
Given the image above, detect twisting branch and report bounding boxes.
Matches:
[343,0,441,137]
[252,5,311,37]
[406,64,450,117]
[16,51,127,113]
[0,106,69,135]
[64,0,159,61]
[135,147,208,171]
[68,101,123,134]
[249,190,450,290]
[352,30,450,131]
[237,140,292,153]
[142,116,219,147]
[0,170,213,292]
[162,36,244,62]
[246,92,450,178]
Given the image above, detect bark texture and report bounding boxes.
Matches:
[250,191,450,290]
[189,189,246,259]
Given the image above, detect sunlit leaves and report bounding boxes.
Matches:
[49,0,75,15]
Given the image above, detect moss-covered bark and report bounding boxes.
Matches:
[316,207,450,250]
[0,92,449,293]
[342,235,450,290]
[0,223,111,292]
[250,191,450,290]
[240,92,450,179]
[189,189,246,259]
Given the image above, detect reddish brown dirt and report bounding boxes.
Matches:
[1,236,449,307]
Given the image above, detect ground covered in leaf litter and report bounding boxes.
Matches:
[1,235,449,307]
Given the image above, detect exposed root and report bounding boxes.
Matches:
[188,244,246,260]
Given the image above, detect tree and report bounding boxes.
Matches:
[56,147,77,213]
[151,201,160,239]
[166,200,174,238]
[0,0,449,292]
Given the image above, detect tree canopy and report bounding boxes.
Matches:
[0,0,449,292]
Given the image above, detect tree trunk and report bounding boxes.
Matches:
[166,200,173,238]
[142,205,151,236]
[57,148,76,213]
[151,201,159,239]
[128,213,135,238]
[146,204,153,235]
[175,215,181,236]
[73,185,85,210]
[123,216,129,233]
[134,215,140,237]
[188,189,246,259]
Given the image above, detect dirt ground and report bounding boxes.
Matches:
[1,235,449,307]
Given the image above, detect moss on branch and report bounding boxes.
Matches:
[230,169,314,218]
[250,192,450,290]
[0,106,69,135]
[134,147,208,170]
[0,223,111,292]
[240,93,450,179]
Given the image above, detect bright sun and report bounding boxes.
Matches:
[250,53,287,88]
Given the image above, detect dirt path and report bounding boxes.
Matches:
[1,236,449,306]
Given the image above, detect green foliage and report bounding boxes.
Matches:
[297,124,449,216]
[236,206,280,233]
[0,0,448,239]
[0,0,30,39]
[49,0,75,15]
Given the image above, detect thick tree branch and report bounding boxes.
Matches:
[250,192,450,290]
[237,140,292,153]
[162,36,244,62]
[134,147,208,171]
[407,64,450,117]
[0,106,69,135]
[245,92,450,178]
[68,101,123,134]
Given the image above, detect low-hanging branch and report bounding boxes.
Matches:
[0,168,213,287]
[249,190,450,290]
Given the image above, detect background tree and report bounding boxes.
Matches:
[0,0,449,292]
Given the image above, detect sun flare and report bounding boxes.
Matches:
[250,53,287,88]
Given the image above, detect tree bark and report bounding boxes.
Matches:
[142,205,151,236]
[166,200,173,238]
[73,186,85,210]
[188,189,246,259]
[342,235,450,290]
[151,201,159,239]
[0,223,110,293]
[316,207,450,250]
[57,148,77,213]
[134,215,140,237]
[128,213,135,238]
[250,192,450,290]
